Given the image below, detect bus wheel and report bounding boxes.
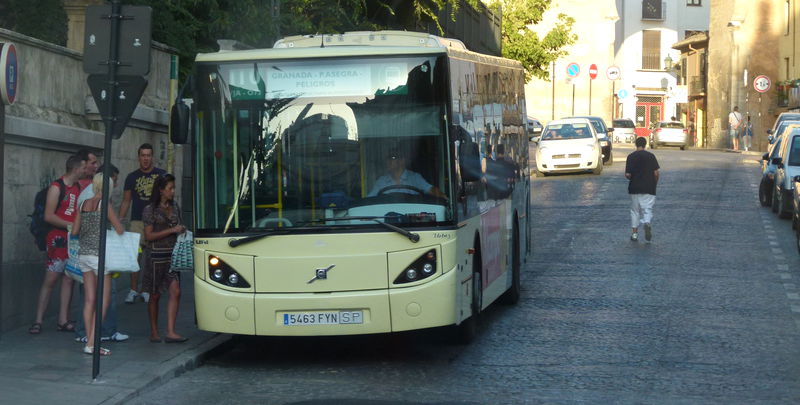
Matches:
[500,222,521,305]
[454,262,482,344]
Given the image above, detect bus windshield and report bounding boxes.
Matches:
[194,55,453,234]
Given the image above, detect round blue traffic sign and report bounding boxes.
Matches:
[0,42,17,105]
[617,89,628,99]
[566,63,580,78]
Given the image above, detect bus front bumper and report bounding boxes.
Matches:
[194,266,458,336]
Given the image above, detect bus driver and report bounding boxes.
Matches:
[368,149,447,199]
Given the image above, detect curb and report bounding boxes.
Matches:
[103,333,233,405]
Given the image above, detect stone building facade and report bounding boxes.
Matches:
[706,0,782,151]
[524,0,619,125]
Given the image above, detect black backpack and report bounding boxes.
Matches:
[29,179,67,251]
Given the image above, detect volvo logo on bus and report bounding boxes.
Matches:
[308,265,336,284]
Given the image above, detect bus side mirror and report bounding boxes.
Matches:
[768,135,774,144]
[459,142,482,182]
[170,77,192,145]
[170,101,191,144]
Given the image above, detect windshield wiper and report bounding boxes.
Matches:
[301,216,420,243]
[228,229,292,247]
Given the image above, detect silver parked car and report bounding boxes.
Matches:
[650,121,689,150]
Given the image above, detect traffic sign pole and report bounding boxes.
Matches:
[84,0,151,380]
[611,81,615,120]
[588,64,597,115]
[91,0,123,380]
[551,61,555,120]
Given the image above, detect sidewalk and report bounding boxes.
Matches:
[0,280,231,405]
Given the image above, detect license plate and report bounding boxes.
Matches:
[283,310,364,326]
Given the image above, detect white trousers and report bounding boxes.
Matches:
[630,194,656,229]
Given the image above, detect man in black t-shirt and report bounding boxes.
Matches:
[119,143,166,303]
[625,137,660,242]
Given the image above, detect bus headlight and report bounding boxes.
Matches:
[208,255,250,288]
[394,249,437,284]
[406,268,418,280]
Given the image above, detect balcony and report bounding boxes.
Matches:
[689,75,705,96]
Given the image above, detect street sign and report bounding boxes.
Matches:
[606,65,621,81]
[87,75,148,139]
[566,62,580,78]
[617,89,629,99]
[589,64,598,80]
[670,85,689,103]
[0,43,18,105]
[84,5,152,76]
[753,75,771,93]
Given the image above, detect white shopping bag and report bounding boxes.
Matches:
[104,231,140,272]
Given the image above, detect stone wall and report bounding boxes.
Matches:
[0,28,183,332]
[706,0,782,151]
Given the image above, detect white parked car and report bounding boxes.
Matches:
[650,121,689,150]
[612,118,636,143]
[534,118,603,176]
[772,127,800,218]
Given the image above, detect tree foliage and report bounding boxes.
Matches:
[487,0,577,81]
[0,0,571,83]
[125,0,476,80]
[0,0,67,46]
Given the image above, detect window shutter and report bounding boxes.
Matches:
[642,30,661,70]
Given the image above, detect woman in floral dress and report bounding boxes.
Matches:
[142,174,188,343]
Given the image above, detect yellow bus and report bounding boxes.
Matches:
[172,31,530,342]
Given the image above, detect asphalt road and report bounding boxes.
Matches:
[128,144,800,405]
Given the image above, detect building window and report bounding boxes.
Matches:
[687,0,701,6]
[642,30,661,70]
[642,0,665,20]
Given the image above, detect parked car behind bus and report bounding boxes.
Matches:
[772,128,800,218]
[650,121,689,150]
[535,118,603,176]
[568,116,613,165]
[612,118,636,143]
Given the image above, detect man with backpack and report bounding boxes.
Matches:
[29,155,85,334]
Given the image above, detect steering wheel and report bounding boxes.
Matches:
[377,185,425,196]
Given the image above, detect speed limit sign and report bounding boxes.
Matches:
[754,75,771,93]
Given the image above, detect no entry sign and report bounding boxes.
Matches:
[589,64,598,80]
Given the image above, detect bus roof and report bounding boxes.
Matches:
[195,30,522,70]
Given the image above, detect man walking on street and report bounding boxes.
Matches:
[119,144,166,304]
[626,137,660,242]
[728,106,743,151]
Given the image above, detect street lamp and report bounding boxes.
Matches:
[663,54,673,72]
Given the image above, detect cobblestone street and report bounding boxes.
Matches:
[128,146,800,405]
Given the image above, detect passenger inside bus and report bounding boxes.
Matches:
[367,148,447,199]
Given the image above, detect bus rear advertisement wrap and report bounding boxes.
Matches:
[186,31,530,341]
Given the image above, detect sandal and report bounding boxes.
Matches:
[56,321,75,332]
[83,346,111,356]
[28,323,42,334]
